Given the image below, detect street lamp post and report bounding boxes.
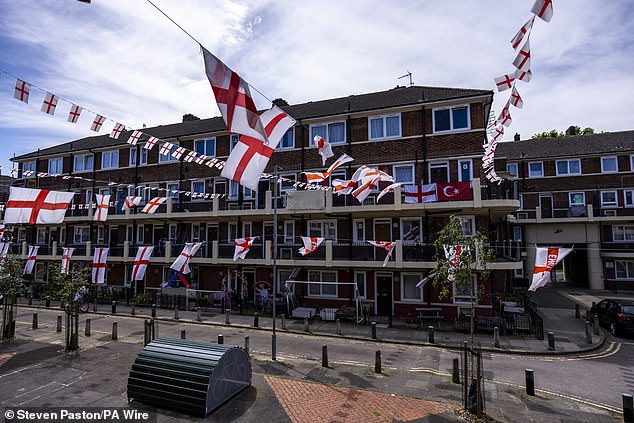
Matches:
[272,166,280,361]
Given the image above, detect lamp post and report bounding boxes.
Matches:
[272,166,280,361]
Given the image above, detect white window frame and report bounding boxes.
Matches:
[73,154,93,173]
[612,225,634,242]
[458,159,473,182]
[615,260,634,279]
[459,216,475,237]
[164,182,179,200]
[137,224,144,244]
[353,219,365,242]
[601,156,618,173]
[97,226,105,243]
[568,192,585,207]
[432,104,471,133]
[74,226,90,243]
[242,221,252,238]
[307,270,338,297]
[355,271,367,299]
[308,220,337,240]
[36,227,47,244]
[393,164,415,184]
[506,163,519,178]
[22,161,36,175]
[48,157,63,174]
[453,274,477,304]
[159,142,179,163]
[230,134,240,152]
[139,147,148,165]
[101,150,119,169]
[129,147,137,167]
[283,221,295,244]
[601,191,618,208]
[624,190,634,208]
[528,162,544,178]
[168,224,177,242]
[126,225,134,242]
[280,173,297,192]
[228,222,238,243]
[192,223,201,242]
[17,227,27,242]
[194,138,216,157]
[555,159,581,176]
[631,155,634,172]
[401,272,424,302]
[309,121,346,145]
[191,180,206,201]
[400,218,422,244]
[428,161,449,183]
[368,113,401,140]
[277,128,295,149]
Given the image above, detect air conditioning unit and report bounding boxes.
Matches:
[516,212,528,219]
[280,248,293,260]
[603,209,617,217]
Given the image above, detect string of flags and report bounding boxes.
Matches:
[484,0,554,184]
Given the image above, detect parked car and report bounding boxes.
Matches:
[590,299,634,336]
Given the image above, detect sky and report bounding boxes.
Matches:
[0,0,633,175]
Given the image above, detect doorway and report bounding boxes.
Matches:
[539,194,553,219]
[375,273,393,316]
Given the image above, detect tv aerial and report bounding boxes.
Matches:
[398,70,413,87]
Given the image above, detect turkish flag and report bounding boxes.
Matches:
[437,182,472,201]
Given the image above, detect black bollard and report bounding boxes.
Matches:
[32,313,38,330]
[85,319,91,336]
[218,334,224,344]
[371,322,377,339]
[585,321,593,343]
[253,313,259,328]
[112,301,117,314]
[181,330,186,339]
[624,393,633,423]
[547,331,555,351]
[304,317,310,332]
[388,314,392,328]
[322,345,329,368]
[575,303,580,318]
[428,326,434,344]
[131,303,136,316]
[151,304,156,318]
[112,322,118,341]
[56,315,62,333]
[28,295,32,306]
[452,358,460,384]
[525,369,535,396]
[375,350,381,374]
[225,311,230,324]
[244,335,250,356]
[45,299,51,308]
[174,307,179,320]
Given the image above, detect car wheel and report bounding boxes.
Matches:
[610,323,618,336]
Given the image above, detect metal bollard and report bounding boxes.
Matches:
[585,321,593,343]
[547,331,555,351]
[624,393,633,423]
[143,320,150,346]
[575,303,580,318]
[45,299,51,308]
[593,315,600,336]
[525,369,535,396]
[584,309,589,320]
[112,301,117,314]
[375,350,381,374]
[131,303,136,316]
[225,311,230,324]
[197,307,202,322]
[493,327,500,348]
[218,334,224,344]
[151,304,156,318]
[322,345,329,368]
[112,322,118,341]
[32,313,38,330]
[56,315,62,333]
[174,307,179,320]
[428,326,434,344]
[28,296,32,306]
[336,319,341,335]
[254,313,259,328]
[304,317,310,332]
[244,335,250,356]
[281,314,286,330]
[93,301,97,312]
[452,358,460,384]
[371,321,377,339]
[85,319,91,336]
[181,330,186,339]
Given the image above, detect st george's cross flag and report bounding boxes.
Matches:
[0,224,4,239]
[494,73,515,92]
[127,130,143,145]
[67,104,82,123]
[41,92,59,115]
[122,196,141,211]
[92,247,109,284]
[183,151,197,163]
[23,245,39,275]
[303,154,355,184]
[298,236,324,256]
[14,79,31,103]
[202,47,268,142]
[528,247,573,291]
[144,137,159,150]
[403,184,437,203]
[131,246,154,281]
[513,39,531,72]
[515,68,533,83]
[376,182,403,203]
[511,16,535,49]
[94,194,111,222]
[510,86,524,108]
[332,179,357,195]
[170,242,203,274]
[110,123,126,139]
[4,187,74,225]
[221,105,295,191]
[0,242,10,258]
[531,0,554,23]
[233,237,256,261]
[61,247,75,274]
[172,146,187,160]
[498,101,513,127]
[367,241,395,267]
[90,114,106,132]
[314,135,334,165]
[142,197,166,214]
[443,245,466,282]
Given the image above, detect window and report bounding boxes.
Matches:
[393,164,414,184]
[284,221,294,244]
[454,274,477,304]
[192,180,205,200]
[601,191,618,208]
[168,224,177,242]
[277,128,294,149]
[556,159,581,176]
[459,216,475,237]
[310,122,345,144]
[307,270,337,297]
[74,154,93,172]
[613,225,634,242]
[195,138,216,157]
[74,227,90,243]
[229,181,253,199]
[401,218,421,243]
[129,148,137,166]
[280,173,296,192]
[601,156,618,173]
[615,260,634,279]
[458,159,473,182]
[528,162,543,178]
[278,269,295,294]
[136,225,144,244]
[192,223,200,242]
[159,143,179,162]
[36,228,47,244]
[625,190,634,208]
[429,162,449,183]
[139,148,148,165]
[48,158,63,174]
[369,114,401,139]
[101,150,119,169]
[23,161,36,176]
[353,219,365,242]
[569,192,585,207]
[506,163,519,178]
[126,225,133,242]
[355,271,366,299]
[512,227,522,241]
[228,222,238,242]
[230,134,240,151]
[97,226,105,243]
[242,222,252,238]
[308,220,336,240]
[18,227,26,242]
[401,273,423,301]
[433,105,470,132]
[130,148,146,166]
[166,182,180,200]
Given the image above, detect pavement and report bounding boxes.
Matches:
[1,284,631,422]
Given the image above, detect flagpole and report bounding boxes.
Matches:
[272,166,280,361]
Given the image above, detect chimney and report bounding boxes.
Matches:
[182,113,200,122]
[514,133,520,141]
[565,126,577,136]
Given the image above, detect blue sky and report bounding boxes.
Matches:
[1,0,633,175]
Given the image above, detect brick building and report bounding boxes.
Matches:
[8,85,521,318]
[496,129,634,291]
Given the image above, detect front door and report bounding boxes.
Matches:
[373,219,392,262]
[540,194,553,219]
[376,274,393,316]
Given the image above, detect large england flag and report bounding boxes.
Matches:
[94,194,111,221]
[528,247,573,291]
[61,247,75,274]
[92,247,109,284]
[23,245,38,275]
[131,246,154,281]
[170,242,203,274]
[367,241,395,267]
[5,187,74,224]
[233,237,256,261]
[298,236,324,256]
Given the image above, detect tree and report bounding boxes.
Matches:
[432,215,494,346]
[531,126,595,139]
[0,256,26,340]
